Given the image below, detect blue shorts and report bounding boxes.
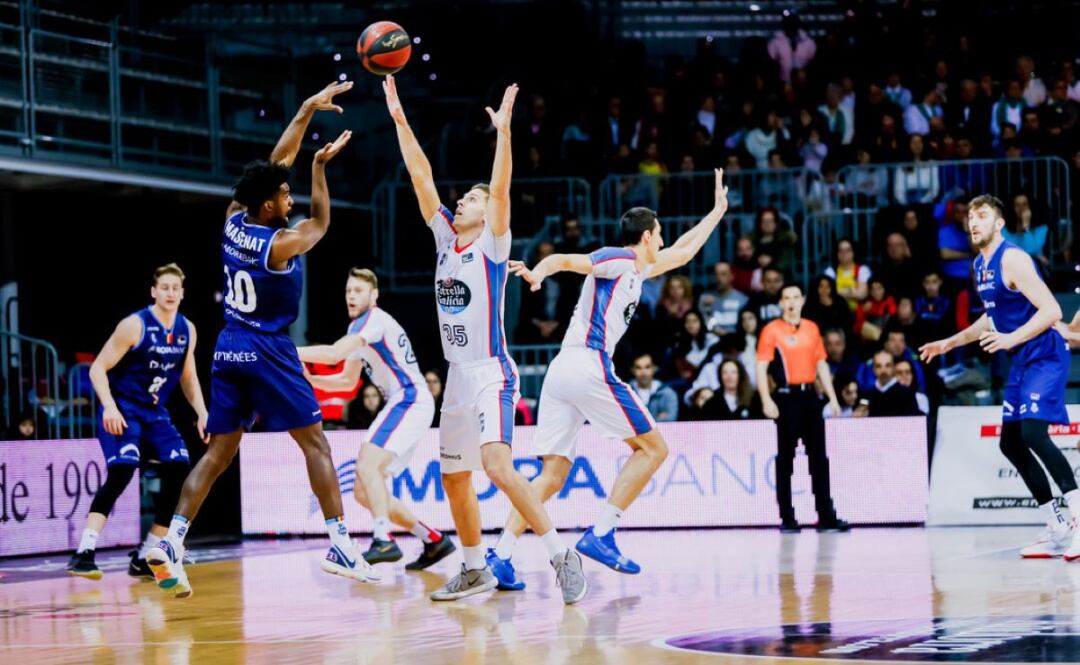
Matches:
[1003,342,1070,425]
[98,398,188,468]
[206,326,322,434]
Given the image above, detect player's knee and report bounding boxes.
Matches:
[640,432,669,462]
[481,456,516,490]
[441,471,472,494]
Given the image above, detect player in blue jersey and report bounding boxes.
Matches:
[66,264,208,581]
[146,82,380,598]
[920,194,1079,560]
[297,268,456,570]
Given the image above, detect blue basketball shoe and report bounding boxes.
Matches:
[485,548,526,591]
[575,527,640,574]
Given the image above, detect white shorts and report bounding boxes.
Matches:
[534,346,655,459]
[366,388,436,477]
[439,356,520,474]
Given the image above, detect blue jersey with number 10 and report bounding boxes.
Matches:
[221,211,302,333]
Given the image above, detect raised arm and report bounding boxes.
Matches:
[270,81,353,167]
[179,323,209,443]
[89,316,141,435]
[485,84,519,238]
[508,253,594,292]
[383,75,441,222]
[297,332,368,366]
[978,248,1063,354]
[304,357,365,393]
[651,169,729,277]
[267,130,352,267]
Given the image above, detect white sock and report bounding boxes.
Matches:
[167,515,189,546]
[410,521,441,544]
[1042,500,1068,533]
[463,544,486,571]
[540,529,568,559]
[593,503,623,537]
[1065,489,1080,516]
[373,516,392,541]
[494,531,517,560]
[138,533,162,559]
[325,517,351,551]
[77,528,99,553]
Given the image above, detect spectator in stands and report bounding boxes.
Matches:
[800,127,829,174]
[854,276,896,341]
[819,83,854,146]
[767,9,816,84]
[1019,108,1049,155]
[746,110,790,170]
[894,358,930,415]
[856,83,902,148]
[554,215,598,321]
[698,262,749,336]
[857,328,926,393]
[890,296,929,351]
[560,107,593,176]
[938,198,975,294]
[630,353,679,422]
[598,95,635,172]
[947,78,992,149]
[1017,55,1048,107]
[845,146,889,207]
[823,327,860,381]
[866,350,921,417]
[5,410,36,440]
[751,207,797,277]
[803,275,853,333]
[894,207,940,267]
[873,113,905,162]
[824,237,870,311]
[748,266,784,324]
[348,383,384,430]
[658,275,695,343]
[670,309,718,384]
[425,369,444,428]
[695,359,758,421]
[885,71,913,111]
[759,150,802,214]
[517,241,562,343]
[915,270,952,342]
[738,308,761,382]
[991,79,1028,143]
[697,96,718,137]
[828,377,865,418]
[1003,191,1049,270]
[1062,60,1080,102]
[904,88,944,137]
[732,236,758,294]
[893,134,940,204]
[1043,79,1080,149]
[876,232,921,300]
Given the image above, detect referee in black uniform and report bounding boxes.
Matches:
[756,283,850,533]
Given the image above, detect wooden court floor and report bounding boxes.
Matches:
[4,527,1080,664]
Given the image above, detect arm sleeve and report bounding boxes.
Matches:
[428,205,456,245]
[813,328,827,363]
[756,324,777,362]
[478,223,512,262]
[589,247,637,279]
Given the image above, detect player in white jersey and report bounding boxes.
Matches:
[384,74,586,604]
[297,268,456,570]
[486,170,729,590]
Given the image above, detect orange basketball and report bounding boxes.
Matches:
[357,21,411,76]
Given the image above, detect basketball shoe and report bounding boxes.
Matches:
[65,549,102,580]
[485,548,526,591]
[430,564,498,601]
[1026,524,1073,559]
[575,527,640,574]
[321,542,381,583]
[145,539,193,598]
[405,536,456,571]
[362,538,403,564]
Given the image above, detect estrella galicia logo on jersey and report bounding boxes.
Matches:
[462,252,475,264]
[623,302,637,325]
[436,278,472,314]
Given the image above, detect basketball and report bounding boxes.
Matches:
[357,21,411,76]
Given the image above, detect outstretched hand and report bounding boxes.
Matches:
[383,75,406,124]
[305,80,354,114]
[918,338,951,363]
[313,130,352,164]
[485,83,519,134]
[509,259,543,291]
[714,167,729,214]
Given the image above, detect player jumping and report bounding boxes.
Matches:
[297,267,456,570]
[486,170,729,590]
[147,82,379,597]
[384,74,587,604]
[66,264,207,580]
[920,194,1078,560]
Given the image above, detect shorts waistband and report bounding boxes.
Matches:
[449,355,513,370]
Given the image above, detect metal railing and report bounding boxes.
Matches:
[371,176,593,292]
[1,329,61,439]
[508,343,560,401]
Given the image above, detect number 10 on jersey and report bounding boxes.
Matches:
[224,266,257,313]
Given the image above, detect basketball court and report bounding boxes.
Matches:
[3,526,1077,664]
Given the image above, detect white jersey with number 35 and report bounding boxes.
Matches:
[429,205,511,364]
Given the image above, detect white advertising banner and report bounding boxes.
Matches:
[929,405,1080,526]
[240,418,928,535]
[0,439,140,556]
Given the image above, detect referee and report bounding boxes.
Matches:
[756,283,850,533]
